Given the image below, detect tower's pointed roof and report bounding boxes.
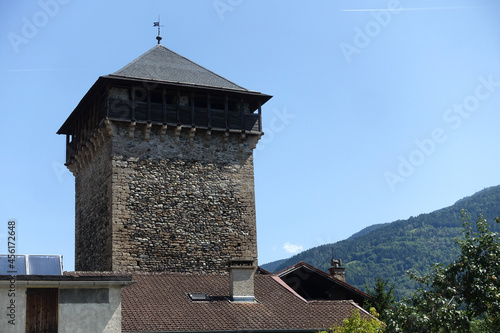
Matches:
[57,44,271,137]
[108,44,248,92]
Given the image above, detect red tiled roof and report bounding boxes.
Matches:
[63,271,133,277]
[121,273,371,332]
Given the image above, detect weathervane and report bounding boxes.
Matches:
[153,16,164,44]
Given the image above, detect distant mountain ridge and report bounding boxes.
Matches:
[261,185,500,299]
[347,222,389,240]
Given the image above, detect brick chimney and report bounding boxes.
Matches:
[228,259,256,302]
[329,266,346,282]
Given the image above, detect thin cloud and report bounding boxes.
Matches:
[342,6,493,12]
[283,242,304,254]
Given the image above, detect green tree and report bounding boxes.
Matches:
[386,211,500,332]
[364,278,395,323]
[321,308,384,333]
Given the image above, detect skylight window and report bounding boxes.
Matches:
[188,293,212,302]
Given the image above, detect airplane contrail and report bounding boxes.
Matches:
[7,68,73,72]
[342,6,493,12]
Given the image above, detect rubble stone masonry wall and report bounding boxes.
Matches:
[75,140,113,271]
[75,121,258,273]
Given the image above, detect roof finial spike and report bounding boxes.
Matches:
[330,246,342,268]
[153,15,164,45]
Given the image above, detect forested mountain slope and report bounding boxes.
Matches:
[262,185,500,299]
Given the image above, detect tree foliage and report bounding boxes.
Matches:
[386,211,500,332]
[364,278,395,323]
[321,308,384,333]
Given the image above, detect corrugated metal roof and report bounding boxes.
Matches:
[110,44,248,91]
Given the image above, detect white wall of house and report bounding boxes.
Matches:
[59,286,122,333]
[0,281,128,333]
[0,283,26,333]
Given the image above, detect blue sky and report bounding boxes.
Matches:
[1,0,500,271]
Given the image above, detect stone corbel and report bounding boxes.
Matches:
[189,127,196,147]
[239,132,246,152]
[97,126,106,145]
[246,134,261,150]
[174,125,182,144]
[104,118,114,137]
[160,124,168,142]
[144,122,152,141]
[128,120,136,139]
[80,144,91,167]
[204,129,211,147]
[223,130,230,150]
[66,160,77,176]
[89,135,99,159]
[73,153,83,174]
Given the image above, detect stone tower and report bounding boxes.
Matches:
[57,44,271,273]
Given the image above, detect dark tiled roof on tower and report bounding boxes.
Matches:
[109,44,248,91]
